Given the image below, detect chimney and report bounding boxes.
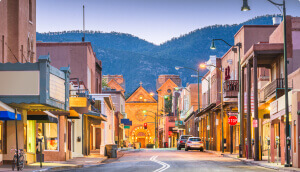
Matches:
[272,16,282,25]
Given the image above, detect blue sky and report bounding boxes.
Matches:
[37,0,300,44]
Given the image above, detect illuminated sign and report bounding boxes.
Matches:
[69,97,87,107]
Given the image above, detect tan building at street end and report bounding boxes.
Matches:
[125,83,157,148]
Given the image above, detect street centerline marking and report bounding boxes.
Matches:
[150,156,170,172]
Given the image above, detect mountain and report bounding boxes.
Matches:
[36,15,278,94]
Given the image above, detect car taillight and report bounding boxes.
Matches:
[180,141,184,143]
[187,141,192,143]
[199,141,203,144]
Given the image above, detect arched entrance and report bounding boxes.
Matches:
[131,126,153,148]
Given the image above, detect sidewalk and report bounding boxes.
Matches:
[0,153,107,172]
[206,150,300,172]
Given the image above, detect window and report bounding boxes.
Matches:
[29,0,32,22]
[27,120,35,153]
[37,123,59,151]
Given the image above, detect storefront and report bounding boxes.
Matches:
[270,92,292,165]
[0,55,70,164]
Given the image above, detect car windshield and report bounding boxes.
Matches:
[181,136,192,140]
[189,138,201,141]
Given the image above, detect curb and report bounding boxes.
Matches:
[206,150,299,172]
[32,157,108,172]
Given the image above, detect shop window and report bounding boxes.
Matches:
[37,123,59,151]
[27,120,35,153]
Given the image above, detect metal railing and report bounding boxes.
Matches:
[69,89,89,97]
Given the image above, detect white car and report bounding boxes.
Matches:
[185,137,204,152]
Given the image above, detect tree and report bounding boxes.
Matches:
[164,94,173,115]
[102,78,108,87]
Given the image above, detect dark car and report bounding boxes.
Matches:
[177,135,192,150]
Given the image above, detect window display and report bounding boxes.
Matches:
[37,123,58,151]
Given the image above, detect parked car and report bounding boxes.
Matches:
[185,137,204,152]
[177,135,192,150]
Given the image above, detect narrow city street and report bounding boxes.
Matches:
[72,149,274,172]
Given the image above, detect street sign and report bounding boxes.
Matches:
[228,112,238,116]
[228,116,238,126]
[121,119,132,126]
[124,126,130,129]
[253,119,258,128]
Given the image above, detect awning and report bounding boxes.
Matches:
[0,101,21,120]
[67,108,80,119]
[85,111,107,121]
[27,111,58,123]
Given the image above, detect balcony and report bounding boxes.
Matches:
[223,80,239,98]
[263,78,293,101]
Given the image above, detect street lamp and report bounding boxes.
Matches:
[242,0,291,166]
[241,0,251,11]
[210,38,243,157]
[199,63,224,153]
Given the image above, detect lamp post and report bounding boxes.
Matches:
[210,38,243,157]
[241,0,291,166]
[200,63,224,153]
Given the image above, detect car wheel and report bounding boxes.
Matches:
[185,147,188,151]
[200,147,204,152]
[177,146,180,150]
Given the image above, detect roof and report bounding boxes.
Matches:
[126,85,157,103]
[156,78,179,92]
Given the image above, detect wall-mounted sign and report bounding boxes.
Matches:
[0,71,40,95]
[50,74,65,102]
[227,59,233,64]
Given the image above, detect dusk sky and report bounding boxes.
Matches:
[37,0,300,44]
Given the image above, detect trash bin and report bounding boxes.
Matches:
[105,144,118,158]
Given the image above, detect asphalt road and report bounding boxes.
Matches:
[66,149,275,172]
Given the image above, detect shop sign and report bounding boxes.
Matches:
[270,100,278,116]
[253,119,258,128]
[69,97,87,107]
[228,116,238,126]
[207,125,210,130]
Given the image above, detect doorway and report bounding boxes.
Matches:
[137,138,145,148]
[96,128,101,149]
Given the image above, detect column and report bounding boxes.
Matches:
[247,62,252,159]
[100,100,106,155]
[240,67,245,157]
[271,122,275,162]
[253,55,259,161]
